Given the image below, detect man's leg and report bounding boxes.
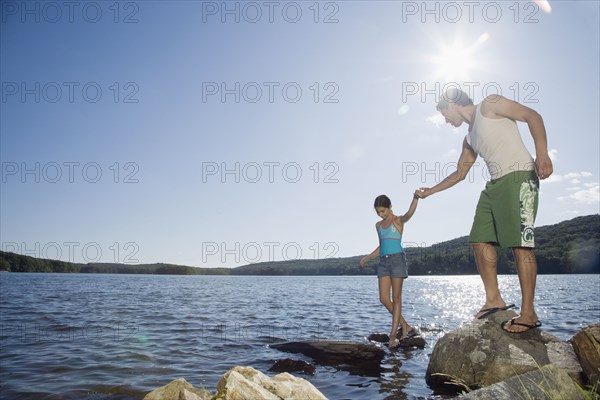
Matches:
[503,247,539,332]
[472,242,509,318]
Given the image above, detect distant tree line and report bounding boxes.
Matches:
[1,215,598,275]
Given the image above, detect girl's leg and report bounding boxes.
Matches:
[378,276,393,314]
[381,276,410,331]
[389,278,403,344]
[393,277,414,337]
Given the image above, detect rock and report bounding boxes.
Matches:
[571,323,600,386]
[270,340,384,375]
[367,333,388,342]
[179,389,204,400]
[426,310,584,392]
[270,372,327,400]
[215,366,327,400]
[367,332,426,349]
[269,358,316,375]
[458,364,588,399]
[143,378,211,400]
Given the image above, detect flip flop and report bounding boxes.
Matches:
[402,327,418,338]
[501,318,542,333]
[475,304,516,319]
[388,338,400,348]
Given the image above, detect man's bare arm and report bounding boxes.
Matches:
[417,137,477,198]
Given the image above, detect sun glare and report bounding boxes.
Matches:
[431,33,489,82]
[534,0,552,14]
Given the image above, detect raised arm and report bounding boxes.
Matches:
[417,137,477,198]
[485,95,553,179]
[400,195,419,223]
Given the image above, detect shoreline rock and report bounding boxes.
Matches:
[571,323,600,387]
[142,367,327,400]
[426,310,584,391]
[458,364,588,399]
[143,378,211,400]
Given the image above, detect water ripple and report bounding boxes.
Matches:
[1,273,598,399]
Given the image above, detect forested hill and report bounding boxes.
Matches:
[1,214,598,275]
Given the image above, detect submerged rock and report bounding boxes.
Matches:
[571,323,600,387]
[142,378,211,400]
[426,310,583,392]
[367,332,426,349]
[215,366,327,400]
[270,340,384,375]
[458,364,588,399]
[269,358,316,375]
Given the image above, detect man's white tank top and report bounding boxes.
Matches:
[466,103,535,180]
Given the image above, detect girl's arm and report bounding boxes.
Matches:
[360,225,381,267]
[400,195,419,223]
[360,246,380,267]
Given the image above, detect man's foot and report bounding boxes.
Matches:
[501,316,542,333]
[474,303,515,319]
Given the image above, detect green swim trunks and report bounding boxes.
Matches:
[469,170,539,248]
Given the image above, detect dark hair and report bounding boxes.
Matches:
[436,88,473,110]
[374,194,391,208]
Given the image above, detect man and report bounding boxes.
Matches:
[416,88,553,333]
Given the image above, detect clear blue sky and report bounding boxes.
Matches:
[1,1,598,267]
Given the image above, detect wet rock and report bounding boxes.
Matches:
[269,358,316,375]
[571,323,600,386]
[270,340,384,376]
[215,366,326,400]
[426,310,584,392]
[143,378,211,400]
[458,364,587,399]
[367,333,389,342]
[367,332,426,349]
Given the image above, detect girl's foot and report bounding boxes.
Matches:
[389,338,399,348]
[399,325,417,339]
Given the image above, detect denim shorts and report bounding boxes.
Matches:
[377,252,408,279]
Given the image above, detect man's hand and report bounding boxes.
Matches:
[359,256,369,268]
[535,153,553,180]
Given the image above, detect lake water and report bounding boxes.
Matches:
[1,273,599,400]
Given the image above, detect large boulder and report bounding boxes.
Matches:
[426,310,584,391]
[143,378,211,400]
[458,363,588,399]
[215,366,327,400]
[571,323,600,386]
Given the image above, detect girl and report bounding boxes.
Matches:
[360,193,419,348]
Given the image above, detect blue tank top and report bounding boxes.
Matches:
[378,221,404,256]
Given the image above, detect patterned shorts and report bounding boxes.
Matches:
[469,170,539,248]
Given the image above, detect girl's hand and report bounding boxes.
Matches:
[359,256,369,267]
[415,188,432,199]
